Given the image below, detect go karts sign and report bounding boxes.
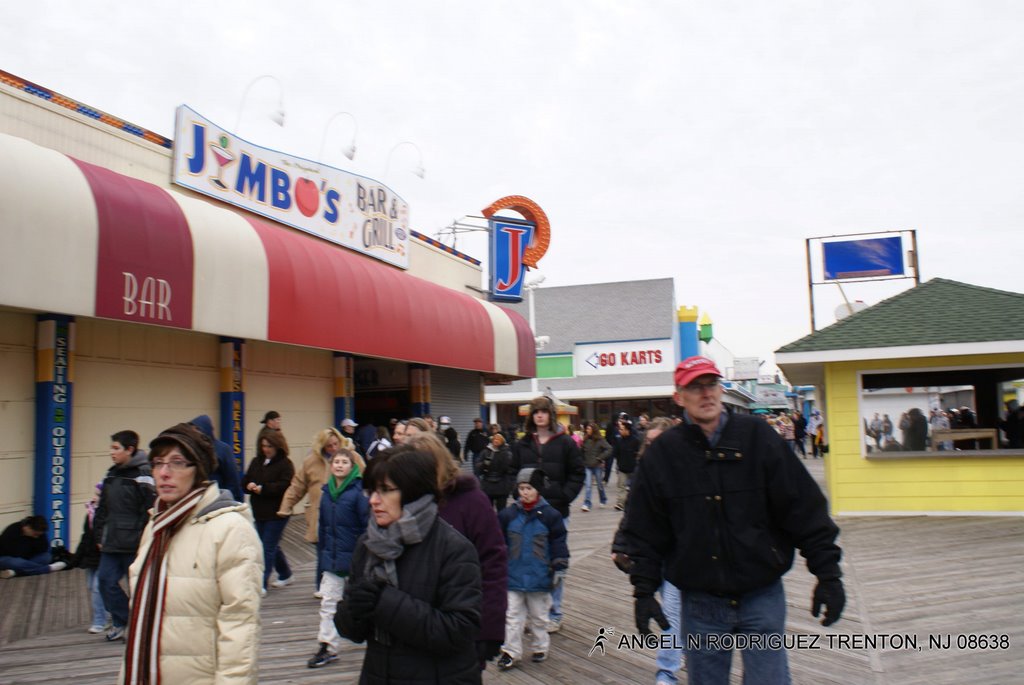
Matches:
[171,105,409,269]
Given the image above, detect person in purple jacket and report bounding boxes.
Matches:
[406,432,509,670]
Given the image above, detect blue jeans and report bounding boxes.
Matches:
[583,466,607,507]
[86,568,111,628]
[549,514,568,621]
[98,552,134,628]
[656,580,683,683]
[682,580,789,685]
[255,518,291,589]
[0,551,51,576]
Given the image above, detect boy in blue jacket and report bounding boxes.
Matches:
[496,468,569,671]
[309,448,369,668]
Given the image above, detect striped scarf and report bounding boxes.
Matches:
[123,485,207,685]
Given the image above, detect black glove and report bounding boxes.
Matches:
[346,578,385,619]
[476,639,502,663]
[634,594,669,635]
[811,578,845,626]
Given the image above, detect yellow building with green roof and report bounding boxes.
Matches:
[776,279,1024,515]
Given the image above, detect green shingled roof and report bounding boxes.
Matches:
[776,278,1024,354]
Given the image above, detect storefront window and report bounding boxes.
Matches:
[859,365,1024,456]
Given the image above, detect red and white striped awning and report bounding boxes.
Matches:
[0,133,534,377]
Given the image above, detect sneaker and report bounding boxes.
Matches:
[87,625,106,634]
[614,504,625,511]
[48,561,67,573]
[496,651,517,671]
[270,575,294,588]
[599,502,606,508]
[260,588,267,597]
[581,504,590,512]
[313,590,324,599]
[307,642,338,668]
[106,626,126,642]
[0,569,15,579]
[531,652,547,663]
[546,618,562,633]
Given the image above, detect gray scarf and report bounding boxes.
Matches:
[363,494,437,586]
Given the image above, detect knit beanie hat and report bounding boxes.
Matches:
[516,467,547,491]
[150,422,217,483]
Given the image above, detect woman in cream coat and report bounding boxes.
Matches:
[122,422,263,685]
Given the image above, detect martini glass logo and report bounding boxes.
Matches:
[208,135,235,190]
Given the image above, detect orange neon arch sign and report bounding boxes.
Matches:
[482,195,550,268]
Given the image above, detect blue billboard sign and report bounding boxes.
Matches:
[489,218,535,302]
[823,236,904,280]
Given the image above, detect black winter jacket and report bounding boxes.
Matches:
[510,431,585,518]
[613,434,640,474]
[622,414,841,597]
[335,517,482,685]
[242,452,295,521]
[94,451,155,554]
[464,428,489,456]
[71,514,102,570]
[474,445,513,499]
[0,520,48,560]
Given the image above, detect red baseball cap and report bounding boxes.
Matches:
[674,356,723,388]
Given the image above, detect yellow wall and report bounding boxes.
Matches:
[0,311,336,540]
[824,353,1024,514]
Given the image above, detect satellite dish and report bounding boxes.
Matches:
[835,300,868,320]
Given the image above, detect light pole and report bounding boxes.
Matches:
[383,141,425,181]
[318,111,358,163]
[523,274,546,395]
[234,75,286,131]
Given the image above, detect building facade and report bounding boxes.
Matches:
[485,278,754,427]
[0,71,533,542]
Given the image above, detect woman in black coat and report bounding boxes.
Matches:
[475,433,513,511]
[242,428,295,591]
[336,445,482,685]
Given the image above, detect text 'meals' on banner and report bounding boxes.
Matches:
[822,236,904,280]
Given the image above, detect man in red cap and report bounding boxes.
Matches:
[621,356,844,684]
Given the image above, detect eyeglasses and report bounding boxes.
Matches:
[681,380,721,395]
[151,459,195,472]
[365,484,400,497]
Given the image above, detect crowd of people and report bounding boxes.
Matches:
[1,357,850,684]
[861,402,1022,452]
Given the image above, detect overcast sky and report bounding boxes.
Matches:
[4,1,1022,369]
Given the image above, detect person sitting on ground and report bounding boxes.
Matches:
[496,468,569,672]
[0,515,66,578]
